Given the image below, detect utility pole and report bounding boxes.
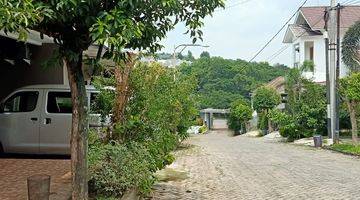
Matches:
[328,0,339,144]
[336,3,342,143]
[323,9,331,139]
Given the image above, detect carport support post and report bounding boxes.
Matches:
[207,113,211,130]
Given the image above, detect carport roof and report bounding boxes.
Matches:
[200,108,230,114]
[0,29,53,46]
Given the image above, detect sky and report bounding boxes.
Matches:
[159,0,342,67]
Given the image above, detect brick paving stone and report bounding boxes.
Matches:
[0,157,71,200]
[151,128,360,200]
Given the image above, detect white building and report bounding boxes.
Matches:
[283,6,360,83]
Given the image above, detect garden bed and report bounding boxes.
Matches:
[326,143,360,156]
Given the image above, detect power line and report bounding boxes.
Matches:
[267,45,290,62]
[248,0,309,62]
[342,0,360,5]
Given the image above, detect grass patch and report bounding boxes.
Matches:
[330,143,360,156]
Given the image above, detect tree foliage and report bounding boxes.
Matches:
[90,62,197,197]
[228,100,252,133]
[180,57,288,109]
[253,86,281,112]
[340,73,360,143]
[271,66,327,140]
[200,51,210,58]
[185,50,195,61]
[342,21,360,72]
[341,73,360,101]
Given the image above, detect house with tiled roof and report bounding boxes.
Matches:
[283,6,360,83]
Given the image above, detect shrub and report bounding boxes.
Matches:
[89,62,197,198]
[274,67,327,140]
[88,140,155,197]
[228,101,252,134]
[253,86,281,132]
[198,125,207,134]
[253,86,281,112]
[88,130,178,197]
[195,117,204,126]
[279,123,300,141]
[269,109,290,127]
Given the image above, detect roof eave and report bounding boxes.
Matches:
[283,26,295,43]
[0,30,54,46]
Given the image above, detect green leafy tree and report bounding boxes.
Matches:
[253,86,280,112]
[341,21,360,143]
[228,100,252,134]
[179,57,288,109]
[253,86,280,132]
[185,50,195,61]
[1,1,224,198]
[274,63,327,141]
[90,62,197,197]
[253,86,281,132]
[340,73,360,143]
[342,21,360,72]
[200,51,210,58]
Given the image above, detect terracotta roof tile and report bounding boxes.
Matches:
[288,24,322,37]
[300,6,360,32]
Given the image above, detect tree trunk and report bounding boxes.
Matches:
[267,109,273,133]
[65,54,88,200]
[112,54,136,124]
[346,99,358,143]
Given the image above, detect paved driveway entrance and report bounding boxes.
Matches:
[151,129,360,199]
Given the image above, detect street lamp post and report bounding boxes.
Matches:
[172,44,209,67]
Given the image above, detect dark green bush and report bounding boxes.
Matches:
[269,66,327,140]
[198,125,207,134]
[88,138,155,197]
[228,100,252,134]
[88,130,177,197]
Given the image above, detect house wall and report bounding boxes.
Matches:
[292,35,348,83]
[0,42,64,100]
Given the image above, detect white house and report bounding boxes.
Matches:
[283,6,360,83]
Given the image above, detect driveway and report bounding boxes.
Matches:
[151,129,360,199]
[0,156,71,200]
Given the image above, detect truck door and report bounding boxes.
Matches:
[0,90,42,153]
[39,91,72,154]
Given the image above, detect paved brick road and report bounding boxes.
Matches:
[152,129,360,200]
[0,157,70,200]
